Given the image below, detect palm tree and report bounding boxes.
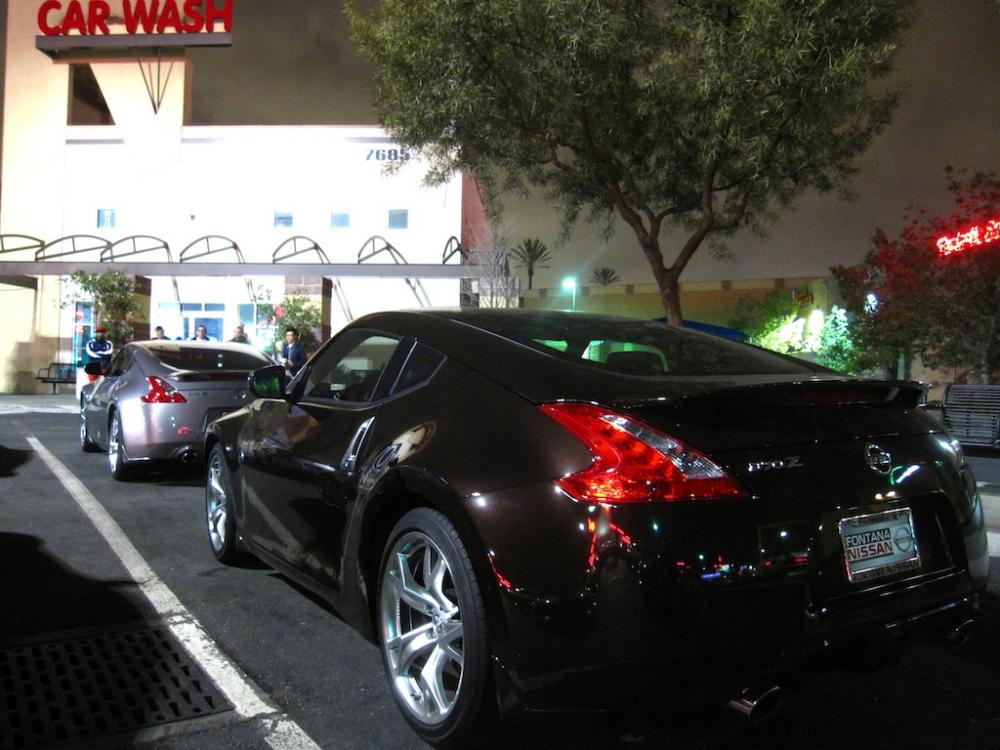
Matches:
[590,267,621,287]
[509,238,552,291]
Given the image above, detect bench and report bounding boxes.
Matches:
[942,384,1000,449]
[35,362,76,394]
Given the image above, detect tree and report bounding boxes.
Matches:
[350,0,915,324]
[918,169,1000,382]
[831,228,936,379]
[815,306,861,373]
[728,290,804,351]
[464,238,521,308]
[508,238,552,291]
[68,271,140,349]
[275,296,323,355]
[590,267,621,287]
[832,169,1000,382]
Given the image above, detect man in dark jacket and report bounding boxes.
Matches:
[281,327,307,375]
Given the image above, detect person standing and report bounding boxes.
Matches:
[153,326,168,340]
[280,327,307,376]
[85,325,113,381]
[229,324,250,344]
[191,325,210,341]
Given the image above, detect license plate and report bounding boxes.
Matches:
[838,508,920,583]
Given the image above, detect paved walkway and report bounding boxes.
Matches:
[0,393,78,415]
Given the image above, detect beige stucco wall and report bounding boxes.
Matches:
[1,2,187,392]
[522,277,830,327]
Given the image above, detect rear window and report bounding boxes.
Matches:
[461,314,820,376]
[148,345,271,371]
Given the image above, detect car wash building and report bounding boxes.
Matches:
[0,0,487,393]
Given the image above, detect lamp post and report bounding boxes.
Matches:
[561,277,577,311]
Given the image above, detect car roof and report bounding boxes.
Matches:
[346,309,846,405]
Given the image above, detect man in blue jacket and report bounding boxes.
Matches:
[281,327,307,376]
[84,325,114,381]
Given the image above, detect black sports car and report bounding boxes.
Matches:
[204,310,988,747]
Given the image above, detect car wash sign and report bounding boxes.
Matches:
[36,1,233,57]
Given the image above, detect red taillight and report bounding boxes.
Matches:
[141,376,188,404]
[540,402,746,503]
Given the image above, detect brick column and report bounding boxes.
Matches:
[132,276,152,341]
[283,275,333,346]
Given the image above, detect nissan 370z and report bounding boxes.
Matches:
[202,310,988,747]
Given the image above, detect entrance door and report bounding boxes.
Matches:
[180,303,225,340]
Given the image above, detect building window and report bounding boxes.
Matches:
[388,209,409,230]
[69,64,114,125]
[274,211,294,229]
[97,209,116,229]
[331,212,350,229]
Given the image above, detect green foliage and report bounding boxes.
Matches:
[729,291,804,350]
[275,296,323,355]
[350,0,915,323]
[833,168,1000,383]
[590,267,621,286]
[69,271,140,348]
[815,306,860,373]
[508,238,552,290]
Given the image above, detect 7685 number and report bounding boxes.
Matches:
[367,148,411,162]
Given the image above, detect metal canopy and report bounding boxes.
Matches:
[36,33,233,60]
[0,234,473,279]
[0,261,475,279]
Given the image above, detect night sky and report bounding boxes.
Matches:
[6,0,1000,284]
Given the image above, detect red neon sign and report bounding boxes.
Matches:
[38,0,233,36]
[936,217,1000,257]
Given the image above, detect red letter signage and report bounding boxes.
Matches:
[936,217,1000,257]
[38,0,233,36]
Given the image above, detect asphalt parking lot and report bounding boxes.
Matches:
[1,401,999,750]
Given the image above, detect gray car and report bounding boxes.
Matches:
[80,340,271,479]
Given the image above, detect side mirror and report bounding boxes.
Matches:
[83,361,104,376]
[249,365,287,399]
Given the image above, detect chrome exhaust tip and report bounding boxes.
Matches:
[727,685,783,721]
[180,450,199,465]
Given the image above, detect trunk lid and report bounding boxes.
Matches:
[617,380,933,453]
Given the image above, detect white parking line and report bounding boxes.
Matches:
[25,434,323,750]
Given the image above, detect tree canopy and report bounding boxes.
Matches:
[69,271,140,349]
[833,169,1000,383]
[350,0,916,323]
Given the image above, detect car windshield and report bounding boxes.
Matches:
[459,313,822,376]
[148,345,271,371]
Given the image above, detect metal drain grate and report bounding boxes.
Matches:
[0,627,232,749]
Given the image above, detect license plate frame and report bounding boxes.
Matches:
[838,508,920,583]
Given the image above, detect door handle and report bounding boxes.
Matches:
[341,416,376,473]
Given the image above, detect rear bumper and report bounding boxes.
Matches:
[118,400,229,463]
[471,481,988,713]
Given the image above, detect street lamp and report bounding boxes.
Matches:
[561,276,577,311]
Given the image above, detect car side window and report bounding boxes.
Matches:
[305,332,401,402]
[391,343,445,395]
[108,348,133,376]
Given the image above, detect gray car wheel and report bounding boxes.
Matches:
[107,411,132,480]
[377,508,495,747]
[206,444,247,564]
[80,403,100,453]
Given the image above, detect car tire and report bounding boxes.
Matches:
[107,410,133,481]
[377,508,496,748]
[205,444,249,565]
[80,403,100,453]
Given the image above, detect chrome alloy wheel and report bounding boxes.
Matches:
[380,531,465,725]
[108,413,121,473]
[206,451,228,553]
